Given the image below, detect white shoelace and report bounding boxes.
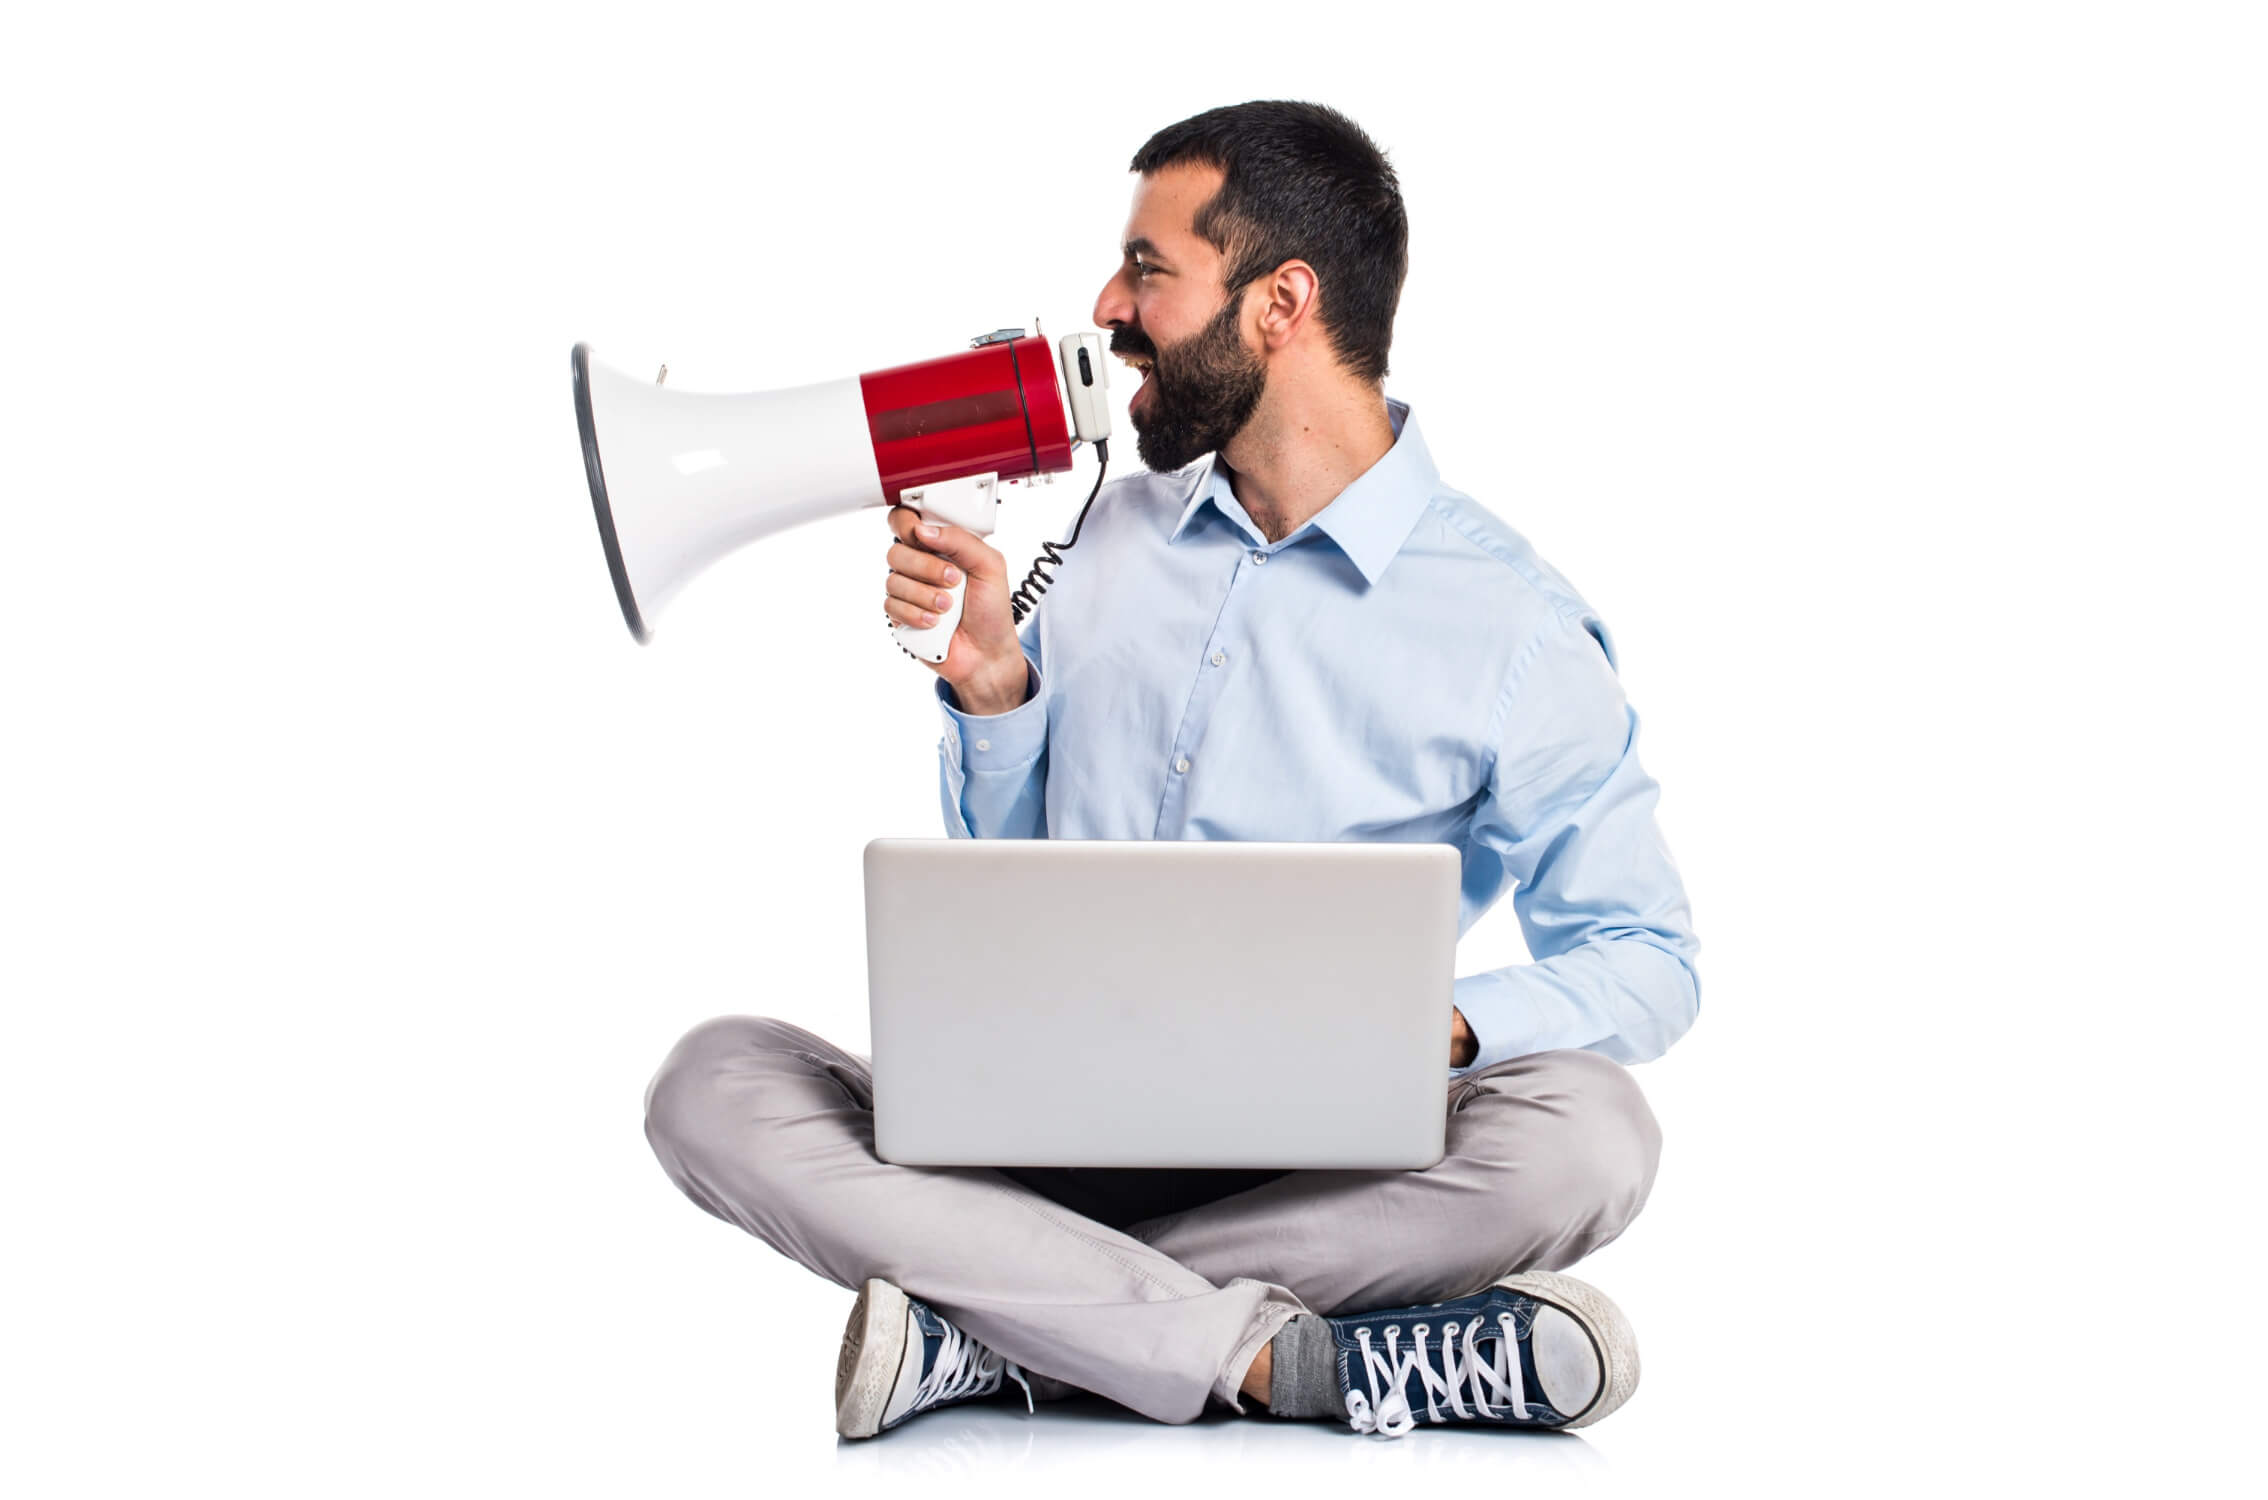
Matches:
[913,1319,1036,1416]
[1343,1311,1537,1438]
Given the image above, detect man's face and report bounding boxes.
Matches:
[1092,162,1268,473]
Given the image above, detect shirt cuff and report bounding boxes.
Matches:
[936,662,1046,770]
[1449,972,1529,1076]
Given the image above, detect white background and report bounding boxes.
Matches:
[4,2,2260,1494]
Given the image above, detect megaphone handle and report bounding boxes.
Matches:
[893,472,1000,665]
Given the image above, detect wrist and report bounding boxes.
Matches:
[954,660,1032,717]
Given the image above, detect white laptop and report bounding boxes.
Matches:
[863,838,1460,1170]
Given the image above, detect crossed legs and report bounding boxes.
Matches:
[643,1015,1661,1425]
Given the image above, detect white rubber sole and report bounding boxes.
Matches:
[1497,1270,1640,1429]
[835,1277,912,1440]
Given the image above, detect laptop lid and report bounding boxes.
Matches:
[864,838,1459,1170]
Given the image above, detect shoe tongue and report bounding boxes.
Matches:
[910,1303,950,1379]
[1385,1301,1562,1424]
[908,1300,1007,1411]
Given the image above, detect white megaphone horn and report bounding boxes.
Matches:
[571,324,1114,658]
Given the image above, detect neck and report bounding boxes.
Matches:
[1219,380,1397,544]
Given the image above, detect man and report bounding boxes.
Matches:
[644,101,1700,1442]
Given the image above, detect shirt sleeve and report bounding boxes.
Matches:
[935,620,1048,840]
[1449,610,1701,1071]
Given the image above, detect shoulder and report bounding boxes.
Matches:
[1415,487,1619,670]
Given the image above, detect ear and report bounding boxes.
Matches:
[1249,259,1320,355]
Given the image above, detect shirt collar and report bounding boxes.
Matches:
[1166,397,1439,588]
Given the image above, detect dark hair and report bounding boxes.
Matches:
[1129,101,1408,384]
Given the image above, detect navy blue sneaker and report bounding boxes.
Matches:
[835,1278,1036,1439]
[1327,1270,1638,1437]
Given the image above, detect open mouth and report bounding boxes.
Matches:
[1119,352,1155,405]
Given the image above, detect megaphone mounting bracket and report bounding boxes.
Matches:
[898,472,999,533]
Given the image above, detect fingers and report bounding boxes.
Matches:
[886,572,957,614]
[883,593,944,629]
[885,540,962,589]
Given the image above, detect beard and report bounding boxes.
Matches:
[1125,294,1268,473]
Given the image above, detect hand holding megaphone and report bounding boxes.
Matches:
[571,325,1112,662]
[881,504,1030,711]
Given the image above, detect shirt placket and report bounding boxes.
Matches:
[1154,542,1272,838]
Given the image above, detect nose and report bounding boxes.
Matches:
[1093,265,1134,333]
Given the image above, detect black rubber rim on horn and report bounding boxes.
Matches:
[571,343,650,643]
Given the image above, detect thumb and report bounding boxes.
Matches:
[911,517,998,579]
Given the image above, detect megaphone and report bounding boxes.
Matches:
[571,326,1113,659]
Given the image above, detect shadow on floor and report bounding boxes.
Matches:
[835,1393,1608,1478]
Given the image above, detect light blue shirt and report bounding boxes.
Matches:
[934,399,1699,1072]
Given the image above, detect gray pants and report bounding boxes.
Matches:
[643,1015,1662,1426]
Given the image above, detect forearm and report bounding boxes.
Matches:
[1453,935,1698,1069]
[936,659,1048,839]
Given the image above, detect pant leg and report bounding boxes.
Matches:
[642,1016,1305,1424]
[1122,1048,1663,1318]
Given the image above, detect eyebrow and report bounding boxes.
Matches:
[1122,236,1168,265]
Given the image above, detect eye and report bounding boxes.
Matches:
[1132,259,1157,280]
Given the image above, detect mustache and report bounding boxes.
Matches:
[1108,332,1157,362]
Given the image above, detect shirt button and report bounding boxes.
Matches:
[1174,755,1191,774]
[974,738,990,751]
[1250,550,1268,565]
[1210,651,1226,667]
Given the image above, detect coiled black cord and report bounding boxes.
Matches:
[1009,439,1108,626]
